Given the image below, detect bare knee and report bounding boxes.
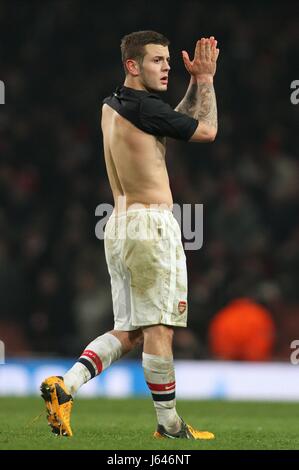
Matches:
[143,324,174,341]
[109,329,143,353]
[128,329,144,348]
[142,324,174,357]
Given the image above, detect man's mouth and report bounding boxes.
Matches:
[160,76,168,84]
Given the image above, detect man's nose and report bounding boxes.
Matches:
[163,61,171,71]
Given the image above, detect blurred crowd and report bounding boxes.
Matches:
[0,1,298,360]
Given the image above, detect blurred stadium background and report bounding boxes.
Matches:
[0,1,299,401]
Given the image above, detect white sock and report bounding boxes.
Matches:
[63,362,90,396]
[142,352,181,434]
[64,333,122,396]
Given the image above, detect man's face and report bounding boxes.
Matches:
[139,44,170,92]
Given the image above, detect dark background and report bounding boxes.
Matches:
[0,0,298,359]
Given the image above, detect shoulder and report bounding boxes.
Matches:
[101,103,110,119]
[101,103,116,129]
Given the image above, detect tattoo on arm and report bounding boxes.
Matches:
[175,82,218,130]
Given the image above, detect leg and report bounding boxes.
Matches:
[40,328,143,436]
[142,324,181,434]
[110,328,144,354]
[64,328,143,395]
[143,324,174,357]
[142,325,214,440]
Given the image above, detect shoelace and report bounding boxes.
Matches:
[25,412,43,429]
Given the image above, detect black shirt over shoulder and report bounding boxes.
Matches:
[103,85,198,142]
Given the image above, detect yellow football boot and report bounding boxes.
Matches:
[40,376,73,437]
[154,419,215,440]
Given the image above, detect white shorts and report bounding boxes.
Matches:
[104,208,188,330]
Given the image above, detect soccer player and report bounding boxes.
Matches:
[41,30,219,439]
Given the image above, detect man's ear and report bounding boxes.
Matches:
[125,59,140,76]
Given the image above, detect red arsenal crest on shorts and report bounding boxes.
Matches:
[178,300,187,314]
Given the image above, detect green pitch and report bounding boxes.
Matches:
[0,397,299,450]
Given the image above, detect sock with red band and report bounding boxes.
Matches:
[142,352,181,434]
[63,333,122,395]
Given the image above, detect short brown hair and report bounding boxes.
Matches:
[120,30,170,74]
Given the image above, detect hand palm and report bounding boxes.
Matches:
[182,37,219,78]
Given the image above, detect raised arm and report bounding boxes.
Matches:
[175,37,219,142]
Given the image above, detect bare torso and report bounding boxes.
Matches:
[101,104,173,212]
